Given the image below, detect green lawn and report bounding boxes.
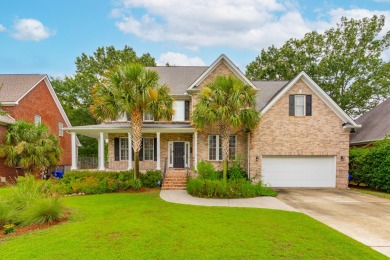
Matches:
[0,190,386,259]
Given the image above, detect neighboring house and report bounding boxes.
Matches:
[350,98,390,147]
[0,74,73,181]
[66,55,360,188]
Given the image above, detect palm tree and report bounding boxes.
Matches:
[0,120,62,173]
[192,75,260,181]
[91,63,173,179]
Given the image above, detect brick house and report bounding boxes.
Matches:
[0,74,73,181]
[66,55,360,188]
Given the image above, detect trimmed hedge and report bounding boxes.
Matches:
[187,178,277,199]
[349,138,390,192]
[56,170,162,194]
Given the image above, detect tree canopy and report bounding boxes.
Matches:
[0,120,61,173]
[192,75,260,181]
[91,63,173,178]
[246,15,390,117]
[51,45,156,156]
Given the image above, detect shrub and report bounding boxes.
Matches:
[197,160,219,180]
[349,138,390,192]
[187,178,277,198]
[0,202,12,227]
[227,160,247,180]
[139,170,162,188]
[18,197,63,226]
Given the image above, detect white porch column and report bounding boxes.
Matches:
[71,132,77,170]
[127,132,133,170]
[97,132,105,170]
[194,131,198,171]
[156,132,161,170]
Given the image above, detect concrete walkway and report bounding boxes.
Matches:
[160,190,298,211]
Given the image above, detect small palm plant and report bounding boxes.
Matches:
[192,75,260,181]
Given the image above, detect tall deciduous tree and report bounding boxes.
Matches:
[192,75,260,181]
[51,45,156,156]
[0,121,61,173]
[246,15,390,117]
[91,63,173,179]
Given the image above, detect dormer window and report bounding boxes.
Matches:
[143,112,154,121]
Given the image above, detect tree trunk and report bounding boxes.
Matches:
[131,109,143,179]
[220,124,230,182]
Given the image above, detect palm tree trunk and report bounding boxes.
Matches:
[131,109,143,179]
[220,124,230,182]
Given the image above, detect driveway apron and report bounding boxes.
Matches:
[276,188,390,257]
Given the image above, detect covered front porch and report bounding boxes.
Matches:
[65,122,199,172]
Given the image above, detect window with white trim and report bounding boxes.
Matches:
[143,112,154,121]
[295,95,305,116]
[208,135,236,161]
[143,138,154,160]
[34,115,41,125]
[172,101,185,121]
[58,122,64,137]
[117,112,127,121]
[120,138,129,160]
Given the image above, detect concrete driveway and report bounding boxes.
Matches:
[276,188,390,257]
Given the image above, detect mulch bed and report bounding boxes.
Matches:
[0,217,69,240]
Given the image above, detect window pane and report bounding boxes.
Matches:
[143,112,154,121]
[34,115,41,125]
[144,138,154,160]
[229,135,236,159]
[58,122,63,137]
[295,95,305,116]
[208,135,217,160]
[172,101,185,121]
[219,137,222,160]
[120,138,129,160]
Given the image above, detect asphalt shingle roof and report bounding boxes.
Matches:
[252,81,289,110]
[147,67,208,95]
[350,98,390,144]
[0,74,46,102]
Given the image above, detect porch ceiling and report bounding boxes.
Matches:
[64,122,195,139]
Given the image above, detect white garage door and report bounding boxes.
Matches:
[262,156,336,187]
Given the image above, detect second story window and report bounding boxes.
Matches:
[58,122,64,137]
[34,115,41,125]
[143,112,154,121]
[172,101,185,121]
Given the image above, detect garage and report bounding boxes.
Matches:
[262,156,336,187]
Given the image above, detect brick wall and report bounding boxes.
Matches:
[1,79,71,177]
[249,79,350,188]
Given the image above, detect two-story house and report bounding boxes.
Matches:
[66,55,360,188]
[0,74,73,182]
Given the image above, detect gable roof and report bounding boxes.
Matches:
[350,98,390,144]
[261,71,359,128]
[0,74,46,103]
[0,74,73,128]
[187,54,256,90]
[252,81,288,110]
[147,66,207,95]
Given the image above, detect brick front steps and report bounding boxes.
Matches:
[162,169,188,190]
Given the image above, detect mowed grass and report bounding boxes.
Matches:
[0,190,386,259]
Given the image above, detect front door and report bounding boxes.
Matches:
[173,142,185,168]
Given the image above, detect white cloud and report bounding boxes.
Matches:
[12,18,54,41]
[157,52,205,66]
[113,1,390,52]
[0,24,6,32]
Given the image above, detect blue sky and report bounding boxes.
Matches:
[1,0,389,77]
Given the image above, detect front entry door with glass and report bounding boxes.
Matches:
[168,141,190,168]
[173,142,185,168]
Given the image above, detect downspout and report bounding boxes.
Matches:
[247,132,250,180]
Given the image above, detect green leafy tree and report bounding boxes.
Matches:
[192,75,260,181]
[51,45,156,157]
[246,15,390,117]
[0,121,61,173]
[91,63,173,179]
